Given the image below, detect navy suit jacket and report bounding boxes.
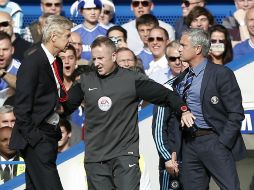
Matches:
[173,61,247,161]
[9,45,63,150]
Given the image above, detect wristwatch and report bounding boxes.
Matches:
[180,105,188,112]
[0,71,7,78]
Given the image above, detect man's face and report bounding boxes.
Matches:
[59,49,76,78]
[148,28,169,60]
[99,4,114,25]
[181,0,205,17]
[53,29,72,55]
[246,9,254,37]
[80,8,101,25]
[108,30,126,49]
[70,33,83,59]
[235,0,254,11]
[116,50,136,69]
[0,12,13,37]
[137,23,156,47]
[131,0,153,18]
[92,44,116,76]
[0,112,15,128]
[58,126,71,149]
[0,127,16,159]
[190,15,210,31]
[179,34,197,64]
[41,0,62,15]
[166,47,182,76]
[0,39,14,69]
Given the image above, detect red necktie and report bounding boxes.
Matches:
[53,60,68,102]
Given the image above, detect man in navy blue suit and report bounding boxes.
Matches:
[174,28,247,190]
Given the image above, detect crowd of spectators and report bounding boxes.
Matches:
[0,0,254,189]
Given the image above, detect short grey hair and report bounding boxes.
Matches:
[42,15,72,43]
[0,105,14,114]
[182,28,210,57]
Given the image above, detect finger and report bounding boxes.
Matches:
[172,152,177,161]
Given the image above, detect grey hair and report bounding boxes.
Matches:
[0,105,14,114]
[42,15,72,43]
[166,40,180,50]
[182,28,210,57]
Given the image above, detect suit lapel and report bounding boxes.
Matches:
[38,46,57,88]
[200,61,213,102]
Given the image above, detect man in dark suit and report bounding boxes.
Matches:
[9,15,72,190]
[174,28,247,190]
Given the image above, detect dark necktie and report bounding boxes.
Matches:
[53,60,68,102]
[182,69,195,102]
[3,164,11,183]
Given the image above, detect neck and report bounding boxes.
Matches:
[250,35,254,44]
[189,56,206,68]
[63,77,73,91]
[84,21,97,30]
[44,42,58,57]
[153,55,163,62]
[211,55,223,65]
[58,143,70,153]
[11,33,16,43]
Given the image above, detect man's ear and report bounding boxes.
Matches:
[195,45,202,55]
[112,51,117,62]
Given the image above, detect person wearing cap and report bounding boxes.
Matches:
[175,0,205,39]
[98,0,115,29]
[71,0,107,61]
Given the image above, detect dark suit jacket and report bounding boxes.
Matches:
[9,45,63,150]
[173,61,247,161]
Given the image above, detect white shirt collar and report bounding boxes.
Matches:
[41,43,55,64]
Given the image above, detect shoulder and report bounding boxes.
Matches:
[122,20,135,29]
[71,24,83,32]
[6,2,22,13]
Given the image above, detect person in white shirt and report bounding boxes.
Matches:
[122,0,175,53]
[146,26,170,84]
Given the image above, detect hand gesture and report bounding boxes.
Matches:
[181,111,196,128]
[165,152,179,176]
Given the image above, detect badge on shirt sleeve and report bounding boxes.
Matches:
[211,96,219,104]
[98,96,112,111]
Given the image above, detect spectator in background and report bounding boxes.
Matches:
[233,7,254,59]
[107,25,128,49]
[186,6,214,32]
[22,0,63,43]
[58,118,72,153]
[72,0,107,61]
[0,0,23,34]
[146,26,170,83]
[175,0,206,39]
[58,45,83,145]
[116,47,144,73]
[222,0,254,45]
[0,31,20,106]
[70,32,89,66]
[152,41,184,190]
[136,14,159,70]
[99,0,115,29]
[0,127,25,184]
[0,105,15,128]
[0,11,31,62]
[122,0,175,53]
[208,24,233,65]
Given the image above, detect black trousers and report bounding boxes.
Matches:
[21,124,63,190]
[85,155,141,190]
[181,133,240,190]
